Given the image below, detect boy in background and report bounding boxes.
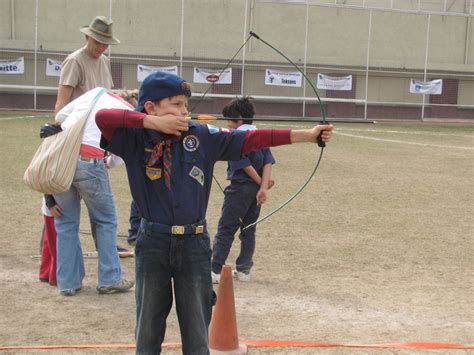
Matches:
[211,97,275,283]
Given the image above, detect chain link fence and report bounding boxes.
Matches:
[1,0,473,120]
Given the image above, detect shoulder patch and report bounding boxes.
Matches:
[206,124,220,135]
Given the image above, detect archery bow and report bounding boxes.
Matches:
[240,31,328,231]
[190,31,330,230]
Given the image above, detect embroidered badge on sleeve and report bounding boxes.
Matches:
[189,166,204,186]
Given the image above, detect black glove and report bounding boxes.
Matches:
[44,194,57,208]
[40,123,62,138]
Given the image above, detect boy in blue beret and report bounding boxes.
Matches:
[96,71,333,354]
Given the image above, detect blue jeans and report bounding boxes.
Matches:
[212,181,261,274]
[135,220,214,354]
[54,159,122,291]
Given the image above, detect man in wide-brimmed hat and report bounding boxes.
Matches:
[54,16,120,113]
[53,16,132,258]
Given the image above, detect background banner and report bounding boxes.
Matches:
[317,73,352,90]
[137,65,178,82]
[410,79,443,94]
[0,57,24,74]
[46,58,62,77]
[193,67,232,84]
[265,69,302,87]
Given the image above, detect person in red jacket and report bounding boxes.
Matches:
[95,71,333,354]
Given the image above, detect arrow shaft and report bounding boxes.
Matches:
[189,114,375,124]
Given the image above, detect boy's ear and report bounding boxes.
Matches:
[143,101,156,115]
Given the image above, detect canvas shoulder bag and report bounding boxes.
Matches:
[23,88,106,194]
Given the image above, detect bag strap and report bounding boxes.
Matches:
[75,88,107,130]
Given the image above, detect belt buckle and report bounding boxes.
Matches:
[195,225,204,234]
[171,225,185,235]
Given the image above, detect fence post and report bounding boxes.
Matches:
[302,1,309,118]
[364,9,372,120]
[34,0,39,110]
[179,0,185,76]
[421,14,431,121]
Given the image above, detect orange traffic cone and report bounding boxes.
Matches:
[209,265,247,354]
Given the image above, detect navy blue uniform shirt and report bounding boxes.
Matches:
[101,122,246,225]
[227,148,275,183]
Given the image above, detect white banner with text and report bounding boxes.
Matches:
[193,68,232,84]
[265,69,302,87]
[0,57,24,74]
[46,58,62,77]
[410,79,443,95]
[317,73,352,91]
[137,65,178,82]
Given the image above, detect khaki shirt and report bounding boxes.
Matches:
[59,46,114,100]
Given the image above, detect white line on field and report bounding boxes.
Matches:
[0,116,49,121]
[259,123,473,138]
[336,127,472,138]
[336,132,474,150]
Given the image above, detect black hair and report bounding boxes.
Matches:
[221,96,255,124]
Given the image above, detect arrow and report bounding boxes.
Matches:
[188,114,376,124]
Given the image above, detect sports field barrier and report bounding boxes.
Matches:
[1,0,473,121]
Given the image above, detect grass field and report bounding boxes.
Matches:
[0,113,473,354]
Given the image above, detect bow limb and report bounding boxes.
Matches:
[242,31,327,231]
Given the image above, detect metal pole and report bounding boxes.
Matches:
[107,0,112,58]
[421,14,431,121]
[465,11,471,64]
[302,1,309,117]
[33,0,39,110]
[364,9,372,120]
[11,0,15,39]
[241,0,249,96]
[179,0,185,76]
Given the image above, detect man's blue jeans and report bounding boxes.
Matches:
[54,159,122,291]
[135,221,214,354]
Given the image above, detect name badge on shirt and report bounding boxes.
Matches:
[189,166,204,186]
[146,167,162,180]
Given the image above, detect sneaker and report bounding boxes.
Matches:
[60,287,82,297]
[211,271,221,284]
[233,270,251,282]
[97,279,134,294]
[117,246,134,258]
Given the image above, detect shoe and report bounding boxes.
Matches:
[233,270,251,282]
[39,278,48,283]
[97,279,134,294]
[211,271,221,284]
[59,287,82,296]
[117,246,134,258]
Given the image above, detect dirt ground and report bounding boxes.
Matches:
[0,116,472,354]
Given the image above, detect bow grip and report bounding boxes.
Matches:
[316,122,329,148]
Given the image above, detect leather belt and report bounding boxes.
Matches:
[141,218,206,236]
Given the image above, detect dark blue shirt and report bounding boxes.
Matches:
[227,148,275,183]
[101,122,246,225]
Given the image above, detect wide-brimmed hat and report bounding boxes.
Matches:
[80,16,120,45]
